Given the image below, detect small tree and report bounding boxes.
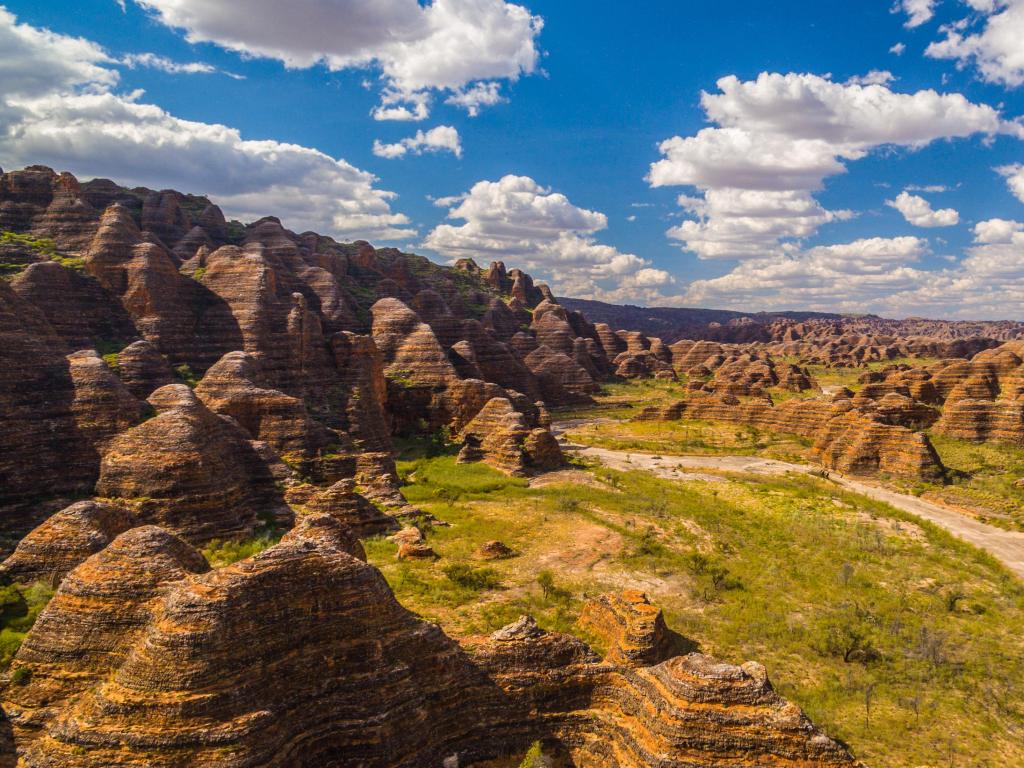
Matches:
[518,741,551,768]
[813,603,878,664]
[537,570,556,600]
[838,562,855,587]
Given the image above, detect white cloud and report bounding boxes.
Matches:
[444,81,506,116]
[926,0,1024,87]
[371,88,431,121]
[998,163,1024,202]
[960,217,1024,279]
[887,190,960,226]
[424,175,671,302]
[119,52,244,79]
[890,42,907,55]
[131,0,543,119]
[846,70,896,86]
[373,125,462,159]
[905,183,952,192]
[0,9,413,241]
[669,223,1024,319]
[0,7,116,98]
[681,236,931,312]
[973,217,1023,242]
[648,72,1014,260]
[897,0,937,28]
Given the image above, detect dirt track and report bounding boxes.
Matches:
[558,436,1024,580]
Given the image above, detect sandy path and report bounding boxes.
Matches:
[557,432,1024,580]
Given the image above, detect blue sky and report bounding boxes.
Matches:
[2,0,1023,318]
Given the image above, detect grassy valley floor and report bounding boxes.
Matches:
[361,384,1024,767]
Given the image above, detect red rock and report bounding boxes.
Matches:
[95,384,288,543]
[0,501,133,586]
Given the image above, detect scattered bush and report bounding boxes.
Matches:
[174,364,199,388]
[9,666,31,686]
[202,535,280,568]
[555,495,580,513]
[0,581,55,669]
[443,563,502,591]
[518,741,551,768]
[812,603,879,664]
[536,570,571,602]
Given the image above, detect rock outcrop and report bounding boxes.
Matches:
[641,390,945,481]
[577,590,684,667]
[95,384,288,543]
[302,479,398,537]
[2,529,861,768]
[0,501,133,587]
[457,397,563,476]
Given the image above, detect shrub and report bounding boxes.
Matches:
[518,741,551,768]
[0,581,54,668]
[174,364,199,388]
[812,603,879,664]
[102,352,120,373]
[202,535,280,568]
[9,666,31,686]
[555,495,580,513]
[536,570,571,602]
[443,564,502,591]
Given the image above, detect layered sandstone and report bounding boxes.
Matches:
[458,397,563,476]
[2,534,860,768]
[94,384,288,543]
[0,502,133,586]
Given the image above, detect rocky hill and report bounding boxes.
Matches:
[0,165,868,766]
[560,297,1024,345]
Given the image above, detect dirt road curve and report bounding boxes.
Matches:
[561,439,1024,580]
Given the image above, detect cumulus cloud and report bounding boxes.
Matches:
[372,125,462,159]
[118,52,244,79]
[887,190,960,226]
[998,163,1024,202]
[890,42,907,55]
[0,9,413,240]
[424,175,673,302]
[846,70,896,86]
[926,0,1024,87]
[648,72,1014,260]
[129,0,543,119]
[0,7,115,97]
[897,0,937,28]
[973,217,1023,242]
[444,81,506,116]
[681,236,931,312]
[959,217,1024,280]
[669,221,1024,319]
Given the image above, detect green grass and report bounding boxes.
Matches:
[174,364,199,388]
[368,448,1024,767]
[201,535,281,567]
[0,230,58,257]
[920,434,1024,530]
[0,582,55,669]
[398,455,529,501]
[564,417,817,464]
